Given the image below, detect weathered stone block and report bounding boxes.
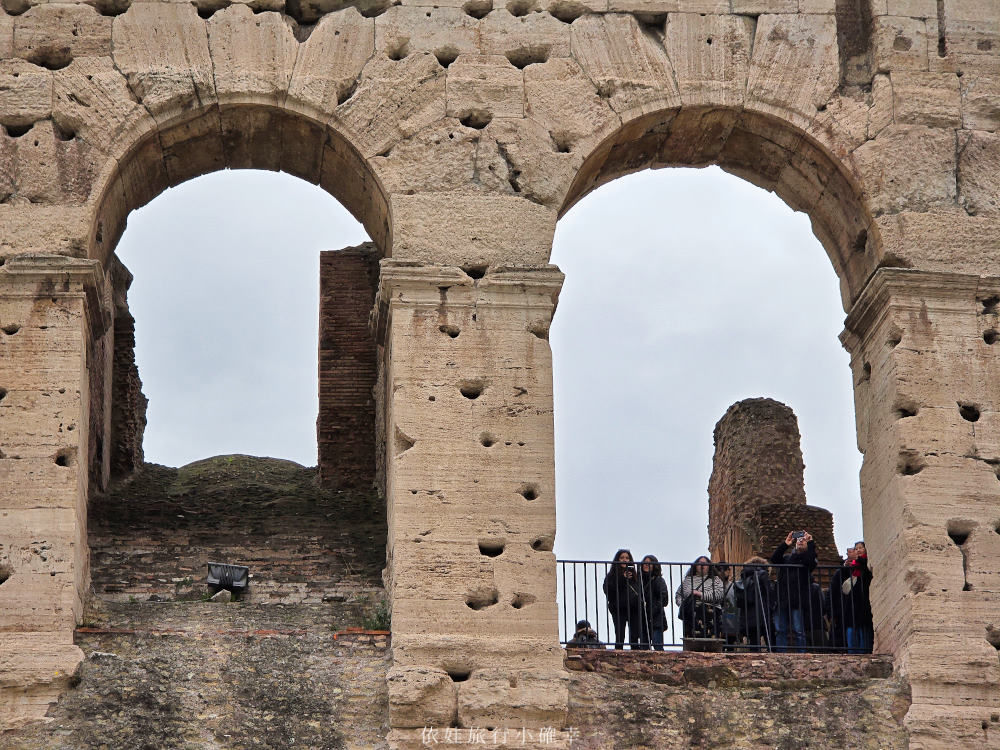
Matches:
[206,4,297,106]
[891,71,962,128]
[664,13,754,108]
[570,13,680,119]
[12,4,112,65]
[445,54,523,121]
[111,3,216,123]
[286,8,375,119]
[958,129,1000,216]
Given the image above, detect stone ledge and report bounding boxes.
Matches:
[564,648,894,686]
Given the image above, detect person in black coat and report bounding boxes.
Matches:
[829,541,873,653]
[734,556,773,651]
[638,555,669,651]
[603,549,642,649]
[805,575,828,651]
[769,531,817,652]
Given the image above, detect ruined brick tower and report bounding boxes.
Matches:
[708,398,839,568]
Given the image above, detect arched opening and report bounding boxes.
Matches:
[84,105,389,611]
[553,107,872,652]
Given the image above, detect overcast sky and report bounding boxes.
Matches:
[116,166,863,571]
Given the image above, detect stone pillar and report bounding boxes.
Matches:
[317,243,379,489]
[0,254,111,730]
[373,261,568,748]
[841,269,1000,748]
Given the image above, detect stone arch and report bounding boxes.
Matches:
[88,102,391,267]
[559,105,875,309]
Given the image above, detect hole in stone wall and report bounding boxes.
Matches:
[895,399,918,419]
[853,229,868,254]
[897,450,926,476]
[506,0,536,15]
[886,326,903,348]
[54,123,76,141]
[959,403,981,422]
[861,362,871,382]
[530,534,554,551]
[439,324,461,338]
[1,324,20,335]
[479,432,496,447]
[636,12,666,38]
[549,131,573,153]
[465,586,499,610]
[447,668,471,682]
[547,0,586,23]
[460,380,485,399]
[947,520,974,547]
[337,79,359,106]
[510,592,535,609]
[387,39,410,61]
[462,0,492,17]
[505,45,549,69]
[459,110,492,129]
[0,564,10,585]
[434,46,460,68]
[518,483,539,500]
[462,264,488,279]
[55,448,75,467]
[0,388,7,402]
[987,625,1000,651]
[982,296,1000,315]
[27,49,73,71]
[3,123,32,138]
[985,330,998,345]
[94,0,129,16]
[0,0,28,15]
[527,321,549,340]
[478,539,505,557]
[394,427,416,456]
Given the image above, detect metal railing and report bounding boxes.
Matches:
[558,559,873,653]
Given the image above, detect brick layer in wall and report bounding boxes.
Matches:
[318,244,379,489]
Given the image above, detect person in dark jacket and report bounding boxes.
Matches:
[567,619,603,649]
[805,575,828,651]
[830,541,873,653]
[638,555,669,650]
[769,531,817,652]
[734,556,773,651]
[603,549,641,649]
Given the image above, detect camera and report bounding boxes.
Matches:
[791,530,805,539]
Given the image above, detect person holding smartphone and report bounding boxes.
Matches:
[603,549,642,649]
[769,530,817,652]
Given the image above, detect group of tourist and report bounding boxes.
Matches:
[570,533,873,653]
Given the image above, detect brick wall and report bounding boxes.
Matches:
[318,244,379,488]
[708,399,839,568]
[108,257,146,480]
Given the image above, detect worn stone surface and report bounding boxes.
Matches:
[567,651,910,749]
[1,0,999,744]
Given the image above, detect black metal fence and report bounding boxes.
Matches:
[558,559,873,653]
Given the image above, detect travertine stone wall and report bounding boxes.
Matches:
[318,243,379,488]
[0,0,997,744]
[0,255,110,730]
[842,269,1000,748]
[373,261,567,748]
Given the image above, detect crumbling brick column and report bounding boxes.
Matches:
[707,398,839,568]
[842,268,1000,747]
[0,255,112,730]
[372,261,568,749]
[317,243,379,489]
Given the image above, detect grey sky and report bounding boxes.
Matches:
[116,166,863,567]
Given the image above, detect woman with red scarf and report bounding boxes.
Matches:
[830,541,873,653]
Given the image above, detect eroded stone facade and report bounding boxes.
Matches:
[0,0,998,746]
